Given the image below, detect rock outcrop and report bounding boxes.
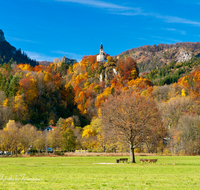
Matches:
[177,50,192,63]
[0,30,5,41]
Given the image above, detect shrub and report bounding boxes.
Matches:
[55,151,64,156]
[163,148,172,155]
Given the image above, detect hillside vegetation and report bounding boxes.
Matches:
[0,53,200,155]
[143,57,200,85]
[117,42,200,72]
[0,29,38,67]
[0,56,143,128]
[0,38,200,156]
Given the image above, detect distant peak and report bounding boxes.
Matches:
[0,30,5,41]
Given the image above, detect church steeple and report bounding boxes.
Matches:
[97,43,106,62]
[100,43,103,50]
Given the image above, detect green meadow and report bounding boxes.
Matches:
[0,156,200,189]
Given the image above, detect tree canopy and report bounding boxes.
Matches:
[101,92,166,162]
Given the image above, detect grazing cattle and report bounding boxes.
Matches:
[140,159,149,163]
[148,159,157,163]
[140,159,158,163]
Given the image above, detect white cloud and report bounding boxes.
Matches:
[156,15,200,27]
[57,0,129,10]
[25,51,56,61]
[118,12,200,27]
[56,0,141,14]
[52,50,83,60]
[151,36,181,43]
[7,37,41,44]
[165,28,186,35]
[56,0,200,27]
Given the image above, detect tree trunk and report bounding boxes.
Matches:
[145,142,150,153]
[130,144,135,163]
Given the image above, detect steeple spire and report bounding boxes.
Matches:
[100,43,103,50]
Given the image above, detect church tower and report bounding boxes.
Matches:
[97,43,106,62]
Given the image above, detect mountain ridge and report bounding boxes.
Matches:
[117,42,200,73]
[0,29,38,67]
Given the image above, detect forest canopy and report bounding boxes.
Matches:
[0,52,200,157]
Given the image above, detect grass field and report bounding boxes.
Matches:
[0,156,200,189]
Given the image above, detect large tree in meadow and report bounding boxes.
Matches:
[101,92,165,163]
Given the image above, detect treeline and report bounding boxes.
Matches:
[0,116,131,155]
[0,119,78,155]
[0,40,38,67]
[143,57,200,86]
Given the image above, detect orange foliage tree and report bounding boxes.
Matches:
[117,57,139,80]
[177,69,200,98]
[101,92,165,163]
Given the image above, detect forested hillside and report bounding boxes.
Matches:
[0,30,38,67]
[117,42,200,73]
[0,43,200,155]
[0,56,144,128]
[143,57,200,85]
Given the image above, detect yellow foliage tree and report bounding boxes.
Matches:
[3,98,8,107]
[13,94,26,118]
[181,89,186,97]
[57,117,75,132]
[82,118,106,150]
[17,64,33,71]
[3,120,19,154]
[95,86,113,108]
[82,125,97,138]
[44,72,53,83]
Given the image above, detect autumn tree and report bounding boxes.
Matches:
[62,128,77,151]
[19,124,37,154]
[34,131,46,153]
[177,115,200,155]
[116,57,139,80]
[82,117,107,151]
[160,96,196,129]
[47,127,64,152]
[3,120,20,154]
[82,122,99,150]
[101,92,165,163]
[56,117,77,151]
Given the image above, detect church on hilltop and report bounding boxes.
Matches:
[97,43,107,62]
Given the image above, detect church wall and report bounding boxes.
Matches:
[97,54,105,62]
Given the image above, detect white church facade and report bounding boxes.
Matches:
[97,43,107,62]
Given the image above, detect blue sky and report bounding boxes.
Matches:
[1,0,200,61]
